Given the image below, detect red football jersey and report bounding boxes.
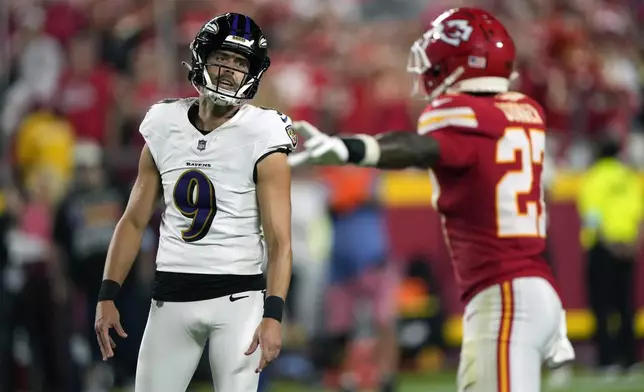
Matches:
[417,92,557,302]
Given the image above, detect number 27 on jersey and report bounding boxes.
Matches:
[496,127,546,238]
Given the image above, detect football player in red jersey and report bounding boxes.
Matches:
[289,8,575,392]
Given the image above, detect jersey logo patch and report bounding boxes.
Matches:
[285,125,298,147]
[229,294,249,302]
[197,139,207,151]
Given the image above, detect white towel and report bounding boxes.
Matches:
[545,311,576,368]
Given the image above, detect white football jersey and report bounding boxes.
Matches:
[139,98,297,275]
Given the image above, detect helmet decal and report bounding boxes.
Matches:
[203,21,219,35]
[435,20,473,47]
[407,8,516,101]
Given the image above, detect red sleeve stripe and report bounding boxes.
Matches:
[417,107,478,135]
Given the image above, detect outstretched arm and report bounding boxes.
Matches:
[340,132,441,170]
[289,120,476,170]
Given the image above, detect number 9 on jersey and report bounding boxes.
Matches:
[172,170,217,242]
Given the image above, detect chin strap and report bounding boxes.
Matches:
[182,60,250,106]
[181,61,193,72]
[427,66,465,102]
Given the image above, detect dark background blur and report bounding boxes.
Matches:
[0,0,643,391]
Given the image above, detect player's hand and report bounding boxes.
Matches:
[287,120,348,167]
[244,318,282,373]
[95,301,128,361]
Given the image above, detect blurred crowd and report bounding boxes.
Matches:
[1,0,643,391]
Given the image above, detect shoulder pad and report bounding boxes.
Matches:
[494,92,546,125]
[258,106,291,125]
[251,106,297,151]
[495,91,545,111]
[156,98,181,105]
[495,92,528,102]
[143,102,166,123]
[154,97,198,108]
[259,106,296,147]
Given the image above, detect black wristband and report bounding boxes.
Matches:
[263,296,284,323]
[339,137,366,164]
[97,279,121,302]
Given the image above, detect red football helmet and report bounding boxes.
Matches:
[407,8,516,101]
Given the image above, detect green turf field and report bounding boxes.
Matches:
[268,371,643,392]
[115,369,642,392]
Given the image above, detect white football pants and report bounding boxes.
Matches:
[134,290,263,392]
[457,277,575,392]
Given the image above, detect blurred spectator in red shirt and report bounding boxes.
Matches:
[118,41,178,149]
[58,32,115,147]
[44,0,86,46]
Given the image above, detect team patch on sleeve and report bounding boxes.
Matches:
[417,107,478,135]
[285,125,298,147]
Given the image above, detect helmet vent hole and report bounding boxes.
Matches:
[431,64,442,78]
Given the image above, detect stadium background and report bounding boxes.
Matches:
[0,0,643,391]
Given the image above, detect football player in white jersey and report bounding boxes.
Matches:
[94,13,297,392]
